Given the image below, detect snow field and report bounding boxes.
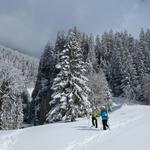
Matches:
[0,105,150,150]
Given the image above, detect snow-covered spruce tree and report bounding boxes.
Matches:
[104,31,137,100]
[118,32,138,102]
[47,29,91,122]
[81,33,89,62]
[0,62,24,130]
[86,34,98,73]
[99,31,124,96]
[55,31,66,62]
[95,35,101,68]
[132,40,146,101]
[130,29,150,102]
[99,31,115,93]
[142,74,150,104]
[140,29,150,74]
[31,42,56,125]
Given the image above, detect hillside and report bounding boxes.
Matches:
[0,45,39,86]
[0,105,150,150]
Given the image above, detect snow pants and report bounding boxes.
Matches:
[92,116,98,128]
[102,119,109,130]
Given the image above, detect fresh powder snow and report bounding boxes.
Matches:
[0,105,150,150]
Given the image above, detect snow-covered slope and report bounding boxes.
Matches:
[0,105,150,150]
[0,44,38,86]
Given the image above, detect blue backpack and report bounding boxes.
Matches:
[101,110,108,120]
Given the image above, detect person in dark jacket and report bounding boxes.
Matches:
[100,106,109,130]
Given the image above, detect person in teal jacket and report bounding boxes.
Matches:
[100,106,109,130]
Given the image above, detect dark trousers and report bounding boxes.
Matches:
[102,119,109,130]
[92,116,98,128]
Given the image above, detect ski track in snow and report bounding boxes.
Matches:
[0,130,23,150]
[61,134,99,150]
[61,114,145,150]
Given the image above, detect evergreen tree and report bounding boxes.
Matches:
[55,31,66,62]
[0,62,24,130]
[47,29,91,122]
[95,35,101,68]
[119,32,138,102]
[81,33,89,62]
[31,42,56,125]
[100,31,115,89]
[143,29,150,73]
[134,29,150,103]
[142,74,150,104]
[110,32,124,96]
[86,34,98,72]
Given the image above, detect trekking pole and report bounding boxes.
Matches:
[87,114,91,127]
[107,119,111,130]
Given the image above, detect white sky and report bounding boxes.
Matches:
[0,0,149,57]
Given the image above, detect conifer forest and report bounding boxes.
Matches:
[1,27,150,129]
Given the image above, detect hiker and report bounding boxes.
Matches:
[90,106,99,128]
[100,106,109,130]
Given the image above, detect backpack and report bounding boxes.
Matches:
[101,110,108,119]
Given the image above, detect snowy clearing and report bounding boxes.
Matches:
[0,105,150,150]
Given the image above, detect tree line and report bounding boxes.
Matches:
[31,27,150,125]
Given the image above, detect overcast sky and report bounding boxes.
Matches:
[0,0,149,57]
